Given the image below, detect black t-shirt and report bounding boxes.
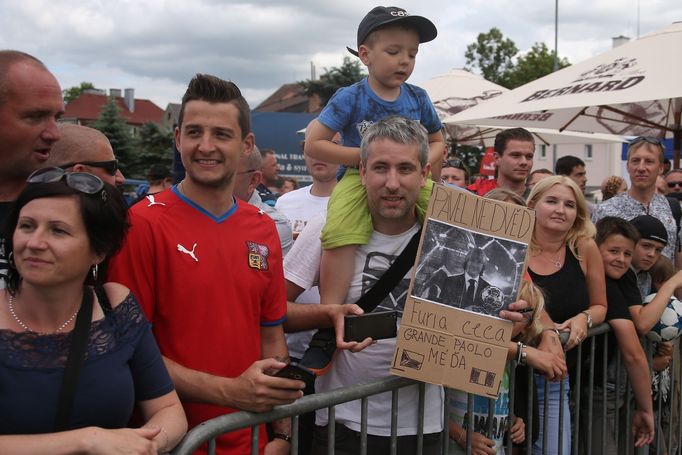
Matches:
[587,274,641,388]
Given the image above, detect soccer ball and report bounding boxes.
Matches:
[644,293,682,342]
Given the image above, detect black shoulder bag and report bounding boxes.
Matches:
[53,286,94,431]
[300,229,421,374]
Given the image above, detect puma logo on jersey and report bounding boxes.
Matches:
[177,243,198,262]
[146,195,166,207]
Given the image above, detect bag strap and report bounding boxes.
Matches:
[94,284,112,315]
[299,228,421,375]
[353,228,421,313]
[54,286,94,432]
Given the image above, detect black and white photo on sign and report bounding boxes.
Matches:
[411,218,527,316]
[362,251,411,314]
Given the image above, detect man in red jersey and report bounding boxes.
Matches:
[108,74,303,455]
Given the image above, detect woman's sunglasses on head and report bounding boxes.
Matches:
[443,158,465,169]
[27,167,105,196]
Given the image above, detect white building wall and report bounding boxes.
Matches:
[532,142,623,192]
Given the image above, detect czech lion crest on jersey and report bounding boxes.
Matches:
[246,241,269,271]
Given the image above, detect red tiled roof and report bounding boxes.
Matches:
[255,82,319,113]
[63,93,164,126]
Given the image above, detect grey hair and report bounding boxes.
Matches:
[359,115,429,167]
[244,144,263,171]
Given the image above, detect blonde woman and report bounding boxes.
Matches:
[526,175,607,455]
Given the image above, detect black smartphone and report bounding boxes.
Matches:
[274,362,316,389]
[344,310,398,342]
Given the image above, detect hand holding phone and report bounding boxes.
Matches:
[344,310,398,343]
[274,362,316,389]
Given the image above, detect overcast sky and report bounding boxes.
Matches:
[1,0,679,109]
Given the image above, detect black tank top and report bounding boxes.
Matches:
[528,245,590,324]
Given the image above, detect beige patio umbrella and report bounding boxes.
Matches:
[423,69,624,146]
[443,22,682,161]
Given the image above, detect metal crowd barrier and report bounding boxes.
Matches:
[172,323,682,455]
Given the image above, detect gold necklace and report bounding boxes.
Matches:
[540,249,563,269]
[7,295,80,334]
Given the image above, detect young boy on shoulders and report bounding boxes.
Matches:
[590,216,654,451]
[304,6,445,308]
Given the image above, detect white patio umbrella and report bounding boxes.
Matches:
[423,69,623,146]
[443,22,682,161]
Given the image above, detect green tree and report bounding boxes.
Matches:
[464,28,518,88]
[129,122,174,178]
[300,57,366,107]
[91,97,135,175]
[451,143,485,178]
[63,82,97,104]
[506,42,570,89]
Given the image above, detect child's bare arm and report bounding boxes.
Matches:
[304,119,360,166]
[427,129,446,168]
[609,319,655,445]
[629,270,682,335]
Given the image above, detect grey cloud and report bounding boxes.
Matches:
[1,0,678,107]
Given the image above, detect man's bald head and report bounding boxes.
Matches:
[49,124,110,164]
[0,50,47,104]
[47,124,124,185]
[0,50,63,200]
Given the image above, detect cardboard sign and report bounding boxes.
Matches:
[391,184,535,398]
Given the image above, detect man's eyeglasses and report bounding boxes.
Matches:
[667,181,682,189]
[27,167,105,195]
[59,160,119,176]
[443,158,465,169]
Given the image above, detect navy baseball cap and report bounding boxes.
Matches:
[347,6,437,57]
[630,215,668,246]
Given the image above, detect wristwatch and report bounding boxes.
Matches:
[581,310,593,329]
[272,433,292,443]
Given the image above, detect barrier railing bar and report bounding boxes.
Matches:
[586,334,596,455]
[250,423,258,455]
[442,387,450,455]
[417,382,425,455]
[526,366,533,455]
[600,331,608,455]
[360,397,368,455]
[507,360,516,455]
[615,348,622,452]
[327,406,335,455]
[172,324,676,455]
[542,376,549,454]
[390,389,398,455]
[465,393,473,455]
[573,341,582,455]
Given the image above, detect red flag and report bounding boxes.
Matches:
[479,147,496,176]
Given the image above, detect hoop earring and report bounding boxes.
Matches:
[7,252,15,269]
[91,264,99,281]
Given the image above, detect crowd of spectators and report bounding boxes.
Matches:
[1,6,680,454]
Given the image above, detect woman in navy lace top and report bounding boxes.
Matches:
[0,169,187,454]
